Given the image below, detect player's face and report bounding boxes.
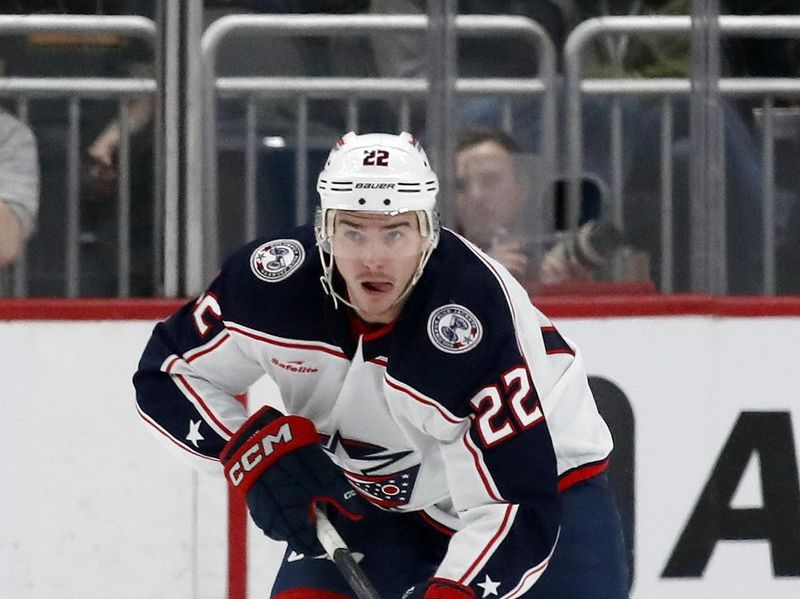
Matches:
[455,140,525,247]
[331,210,427,323]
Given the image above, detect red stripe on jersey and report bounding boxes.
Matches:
[163,355,181,372]
[540,326,575,356]
[502,550,553,598]
[347,309,396,341]
[418,510,456,537]
[461,433,502,502]
[186,331,230,362]
[227,323,347,359]
[459,503,515,584]
[362,323,395,342]
[385,377,463,424]
[135,405,218,462]
[557,458,609,492]
[174,373,235,436]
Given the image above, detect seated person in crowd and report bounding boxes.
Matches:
[0,104,40,267]
[454,127,621,286]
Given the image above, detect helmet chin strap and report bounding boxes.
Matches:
[318,245,357,312]
[317,243,433,319]
[393,242,434,306]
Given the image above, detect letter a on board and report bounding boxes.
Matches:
[663,411,800,577]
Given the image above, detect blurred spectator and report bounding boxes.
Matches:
[454,128,530,271]
[82,1,157,173]
[455,127,623,285]
[204,1,566,263]
[576,0,778,294]
[86,62,154,172]
[0,105,40,267]
[454,0,793,294]
[1,0,157,296]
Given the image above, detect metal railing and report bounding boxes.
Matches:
[0,14,157,298]
[564,15,800,294]
[191,13,557,293]
[5,13,799,298]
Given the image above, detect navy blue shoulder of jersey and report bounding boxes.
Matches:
[388,230,526,417]
[212,225,335,343]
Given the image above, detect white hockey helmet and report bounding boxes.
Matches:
[315,131,440,250]
[314,131,441,308]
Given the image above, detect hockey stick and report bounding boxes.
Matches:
[314,505,382,599]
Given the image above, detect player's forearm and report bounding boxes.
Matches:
[133,316,252,473]
[436,502,559,597]
[435,419,561,596]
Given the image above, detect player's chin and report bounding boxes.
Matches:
[354,294,396,321]
[359,295,392,313]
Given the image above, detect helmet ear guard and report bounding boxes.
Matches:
[419,207,441,248]
[313,207,329,252]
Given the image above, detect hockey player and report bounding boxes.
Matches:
[133,131,628,598]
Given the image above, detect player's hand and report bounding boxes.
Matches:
[402,579,475,598]
[221,406,364,556]
[87,125,120,168]
[538,246,592,285]
[487,238,529,280]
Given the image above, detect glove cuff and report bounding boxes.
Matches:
[221,406,321,494]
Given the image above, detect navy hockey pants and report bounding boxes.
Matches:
[269,473,630,598]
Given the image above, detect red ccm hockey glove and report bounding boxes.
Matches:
[403,579,475,599]
[221,406,364,555]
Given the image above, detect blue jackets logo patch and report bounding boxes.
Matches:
[343,465,420,509]
[250,239,305,282]
[427,304,483,354]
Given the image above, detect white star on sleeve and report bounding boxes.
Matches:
[186,419,205,447]
[477,574,501,597]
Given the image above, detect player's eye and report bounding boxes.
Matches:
[384,230,406,244]
[342,229,364,243]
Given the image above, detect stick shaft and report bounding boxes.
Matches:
[314,507,382,599]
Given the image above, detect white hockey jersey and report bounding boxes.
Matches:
[134,225,612,597]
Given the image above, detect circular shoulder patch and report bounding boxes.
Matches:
[250,239,305,282]
[427,304,483,354]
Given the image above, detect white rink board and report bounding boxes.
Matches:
[554,314,800,599]
[1,315,799,598]
[0,320,226,599]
